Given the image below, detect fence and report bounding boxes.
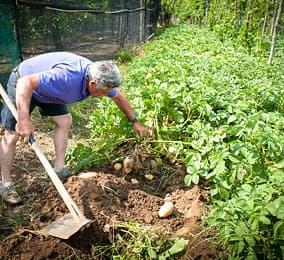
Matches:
[0,0,160,86]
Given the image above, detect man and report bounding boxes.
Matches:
[0,52,148,204]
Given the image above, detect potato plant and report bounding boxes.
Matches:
[67,24,284,259]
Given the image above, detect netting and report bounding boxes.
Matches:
[0,0,160,86]
[0,2,21,87]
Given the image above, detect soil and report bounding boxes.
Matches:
[0,126,219,259]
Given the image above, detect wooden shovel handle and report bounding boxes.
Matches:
[0,84,18,121]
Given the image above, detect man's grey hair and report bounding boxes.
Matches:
[87,61,122,89]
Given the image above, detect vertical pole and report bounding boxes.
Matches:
[139,0,144,43]
[14,0,23,62]
[268,0,283,64]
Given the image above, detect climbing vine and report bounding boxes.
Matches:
[160,0,284,58]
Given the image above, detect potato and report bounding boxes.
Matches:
[113,162,122,171]
[123,156,134,174]
[158,201,174,218]
[168,155,176,165]
[145,174,154,181]
[78,171,97,179]
[131,178,139,184]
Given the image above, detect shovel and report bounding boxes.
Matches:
[0,83,92,239]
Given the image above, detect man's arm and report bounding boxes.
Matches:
[15,74,39,140]
[111,91,148,137]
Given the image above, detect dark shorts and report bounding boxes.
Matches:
[0,68,68,131]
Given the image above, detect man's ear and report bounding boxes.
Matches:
[90,80,96,88]
[88,80,97,92]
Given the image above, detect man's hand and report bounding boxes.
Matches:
[132,122,148,138]
[15,119,34,142]
[111,92,149,138]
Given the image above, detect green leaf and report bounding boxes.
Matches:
[235,224,246,237]
[159,238,188,258]
[228,115,237,124]
[241,184,252,193]
[273,159,284,169]
[273,220,284,237]
[184,175,192,187]
[148,248,157,259]
[276,205,284,219]
[245,236,256,247]
[231,240,245,255]
[219,187,230,199]
[210,184,219,197]
[258,216,271,225]
[192,174,200,184]
[267,198,284,218]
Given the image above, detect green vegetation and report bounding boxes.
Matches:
[115,48,135,64]
[67,24,284,258]
[93,222,188,259]
[161,0,283,59]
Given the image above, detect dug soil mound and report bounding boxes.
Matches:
[0,132,218,259]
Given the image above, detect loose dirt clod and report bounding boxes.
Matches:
[150,159,159,172]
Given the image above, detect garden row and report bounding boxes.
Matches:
[68,25,284,259]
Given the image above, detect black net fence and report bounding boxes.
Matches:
[0,0,160,86]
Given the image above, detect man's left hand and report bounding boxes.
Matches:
[132,122,149,138]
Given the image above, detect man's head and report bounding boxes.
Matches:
[87,61,122,89]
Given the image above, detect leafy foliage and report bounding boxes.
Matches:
[160,0,284,54]
[93,222,188,259]
[115,48,134,64]
[67,24,284,258]
[66,96,137,172]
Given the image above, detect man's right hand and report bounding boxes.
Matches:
[15,118,34,142]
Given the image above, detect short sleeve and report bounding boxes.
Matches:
[107,88,118,98]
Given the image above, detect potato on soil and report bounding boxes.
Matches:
[158,201,174,218]
[113,162,122,171]
[168,155,176,165]
[131,178,139,184]
[123,156,134,174]
[79,171,97,179]
[145,174,154,181]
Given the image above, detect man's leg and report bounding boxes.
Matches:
[0,129,22,204]
[0,129,18,183]
[52,113,72,172]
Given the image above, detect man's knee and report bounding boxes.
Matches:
[2,130,19,146]
[52,113,72,129]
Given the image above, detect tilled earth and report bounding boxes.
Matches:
[0,130,219,259]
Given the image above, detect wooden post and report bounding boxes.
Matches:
[268,0,283,64]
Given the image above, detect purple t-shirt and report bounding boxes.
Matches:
[18,52,117,104]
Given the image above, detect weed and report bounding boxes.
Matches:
[115,48,134,64]
[92,221,188,259]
